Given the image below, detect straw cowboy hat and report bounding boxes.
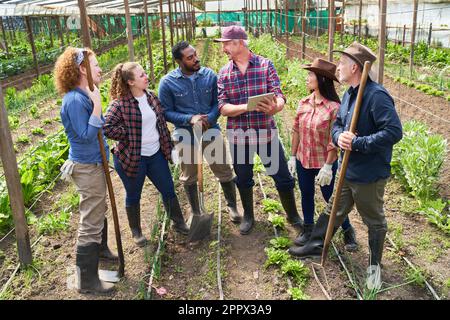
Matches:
[301,58,339,82]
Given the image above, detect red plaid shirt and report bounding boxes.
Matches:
[218,52,285,145]
[292,93,339,169]
[104,91,174,178]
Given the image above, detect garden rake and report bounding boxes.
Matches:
[187,121,213,242]
[83,51,124,281]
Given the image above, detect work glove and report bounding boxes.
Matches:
[316,163,333,187]
[287,156,296,176]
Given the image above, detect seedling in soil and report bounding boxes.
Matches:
[17,135,30,144]
[29,104,40,119]
[269,237,292,249]
[262,198,283,214]
[281,259,310,286]
[288,286,309,300]
[8,115,19,130]
[264,247,290,268]
[31,127,45,136]
[253,154,265,173]
[42,118,53,125]
[405,266,426,288]
[37,207,71,235]
[268,213,286,229]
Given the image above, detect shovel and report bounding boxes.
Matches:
[83,51,124,281]
[187,122,213,242]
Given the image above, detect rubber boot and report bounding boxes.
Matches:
[366,228,386,290]
[343,225,358,252]
[125,204,147,247]
[184,183,201,225]
[220,181,241,223]
[293,223,314,246]
[76,242,115,294]
[288,213,337,259]
[163,196,189,235]
[99,218,118,261]
[278,189,304,232]
[238,187,254,235]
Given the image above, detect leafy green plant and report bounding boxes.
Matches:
[8,115,19,130]
[281,259,310,285]
[262,198,283,214]
[17,135,30,144]
[31,127,45,136]
[37,207,71,235]
[42,118,53,125]
[269,237,292,249]
[268,213,286,229]
[264,247,290,268]
[288,287,309,300]
[405,266,426,288]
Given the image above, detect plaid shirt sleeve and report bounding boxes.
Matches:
[104,101,127,141]
[217,67,229,111]
[266,60,286,102]
[326,102,339,152]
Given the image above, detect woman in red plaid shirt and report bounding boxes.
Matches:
[287,58,358,251]
[104,62,189,247]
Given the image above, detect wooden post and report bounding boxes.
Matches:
[179,1,185,40]
[274,0,278,37]
[285,0,289,55]
[328,0,335,62]
[0,17,9,55]
[358,0,362,41]
[427,22,432,47]
[218,0,221,32]
[267,0,271,33]
[341,0,345,44]
[144,0,155,87]
[7,17,14,45]
[409,0,418,77]
[260,0,263,33]
[182,0,189,41]
[402,24,406,46]
[47,17,54,48]
[316,0,320,42]
[0,88,32,266]
[377,0,387,85]
[25,17,39,77]
[78,0,92,48]
[55,16,64,47]
[123,0,135,61]
[168,0,174,49]
[301,0,307,60]
[174,0,179,42]
[159,0,168,73]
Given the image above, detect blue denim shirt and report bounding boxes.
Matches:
[60,87,109,164]
[158,67,220,143]
[331,79,402,183]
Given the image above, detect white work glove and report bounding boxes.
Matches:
[287,156,296,176]
[316,163,333,187]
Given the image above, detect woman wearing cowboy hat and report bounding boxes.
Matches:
[287,58,358,251]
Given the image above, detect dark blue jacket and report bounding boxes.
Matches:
[331,79,403,183]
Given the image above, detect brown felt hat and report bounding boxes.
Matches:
[332,41,377,69]
[301,58,339,82]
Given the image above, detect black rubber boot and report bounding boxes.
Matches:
[220,181,241,223]
[125,204,147,247]
[368,228,386,266]
[163,196,189,235]
[343,225,359,252]
[293,223,314,246]
[288,213,337,259]
[76,242,115,294]
[278,189,304,232]
[99,218,118,261]
[238,187,254,235]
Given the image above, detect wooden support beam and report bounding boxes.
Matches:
[124,0,135,61]
[144,0,155,87]
[358,0,362,41]
[159,0,168,73]
[0,17,9,55]
[409,0,418,76]
[55,16,64,47]
[377,0,387,84]
[168,0,174,49]
[0,87,32,267]
[285,0,289,55]
[301,0,307,60]
[328,0,335,62]
[25,17,39,77]
[78,0,92,48]
[174,0,179,43]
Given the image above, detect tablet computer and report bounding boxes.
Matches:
[246,92,275,111]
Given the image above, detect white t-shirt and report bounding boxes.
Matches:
[135,94,160,156]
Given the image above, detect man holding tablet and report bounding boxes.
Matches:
[215,26,304,235]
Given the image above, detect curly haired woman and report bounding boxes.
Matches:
[104,62,189,247]
[55,47,114,294]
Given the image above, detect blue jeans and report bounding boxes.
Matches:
[230,140,295,192]
[113,150,176,207]
[296,159,351,230]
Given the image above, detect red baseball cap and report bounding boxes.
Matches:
[214,26,248,42]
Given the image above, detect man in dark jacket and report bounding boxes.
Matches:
[288,42,403,290]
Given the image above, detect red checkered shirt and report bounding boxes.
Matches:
[292,93,339,169]
[103,91,174,178]
[218,52,285,145]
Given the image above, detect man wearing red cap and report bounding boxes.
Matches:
[215,26,304,235]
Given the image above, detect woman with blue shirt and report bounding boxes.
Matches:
[55,47,114,294]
